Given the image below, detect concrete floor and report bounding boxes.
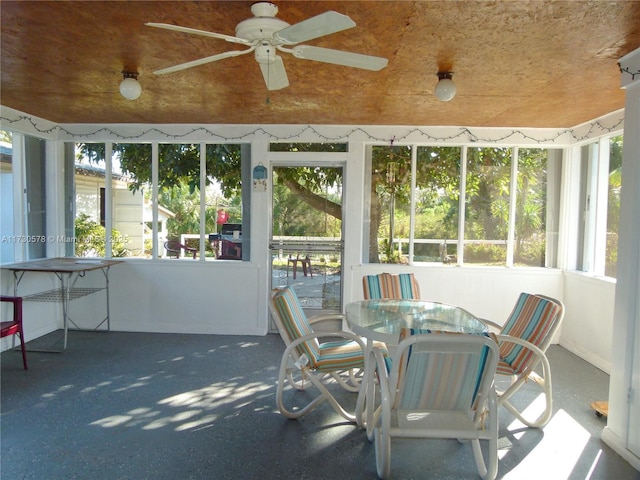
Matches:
[1,330,639,480]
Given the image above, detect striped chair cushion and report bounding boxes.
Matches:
[362,273,421,300]
[497,293,562,375]
[272,287,321,365]
[273,286,374,372]
[316,340,366,372]
[395,328,492,411]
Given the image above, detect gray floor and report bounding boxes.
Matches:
[1,330,639,480]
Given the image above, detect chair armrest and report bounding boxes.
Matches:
[289,329,365,348]
[370,346,393,416]
[480,318,502,333]
[308,313,346,332]
[495,334,546,358]
[283,330,367,367]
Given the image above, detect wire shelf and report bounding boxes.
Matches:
[24,287,104,303]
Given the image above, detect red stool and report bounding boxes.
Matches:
[1,296,28,369]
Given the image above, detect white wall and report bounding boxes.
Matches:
[561,272,616,372]
[107,260,264,335]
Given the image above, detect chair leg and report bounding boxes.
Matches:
[498,356,554,428]
[18,330,28,369]
[288,259,298,280]
[471,392,498,480]
[374,422,391,479]
[276,350,356,422]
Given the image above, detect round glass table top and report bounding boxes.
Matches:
[346,299,487,344]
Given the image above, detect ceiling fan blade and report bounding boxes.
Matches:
[259,55,289,90]
[292,45,388,71]
[274,11,355,45]
[153,48,254,75]
[145,23,252,46]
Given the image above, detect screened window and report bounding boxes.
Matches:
[365,144,561,268]
[73,142,249,260]
[464,147,512,266]
[513,148,560,268]
[605,136,623,278]
[574,136,623,277]
[414,146,461,263]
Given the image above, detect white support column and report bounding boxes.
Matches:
[151,142,159,258]
[593,138,610,275]
[199,142,206,260]
[602,47,640,470]
[104,142,113,258]
[11,133,27,262]
[506,147,518,267]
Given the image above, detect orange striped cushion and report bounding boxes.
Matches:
[362,273,421,300]
[498,293,562,374]
[273,286,375,372]
[272,287,321,365]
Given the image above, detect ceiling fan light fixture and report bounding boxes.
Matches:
[120,71,142,100]
[435,71,456,102]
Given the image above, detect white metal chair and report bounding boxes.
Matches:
[483,292,565,428]
[270,286,374,422]
[370,329,499,479]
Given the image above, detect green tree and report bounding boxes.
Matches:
[606,136,623,276]
[75,213,128,257]
[80,143,243,195]
[80,142,346,252]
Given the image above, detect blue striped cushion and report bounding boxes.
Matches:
[272,287,320,365]
[316,340,366,372]
[362,273,421,300]
[273,286,375,372]
[395,328,492,411]
[497,293,562,375]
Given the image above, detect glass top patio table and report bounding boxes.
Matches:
[345,299,487,345]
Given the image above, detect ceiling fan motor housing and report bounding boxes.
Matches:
[235,10,289,42]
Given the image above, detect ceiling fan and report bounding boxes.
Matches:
[146,2,388,90]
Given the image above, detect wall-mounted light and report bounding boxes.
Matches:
[120,71,142,100]
[435,71,456,102]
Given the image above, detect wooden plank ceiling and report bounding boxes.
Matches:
[2,1,640,127]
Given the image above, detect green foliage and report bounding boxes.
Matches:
[371,145,554,265]
[605,232,618,277]
[605,135,623,277]
[74,213,128,257]
[80,142,344,241]
[272,167,342,237]
[378,238,406,264]
[269,143,347,153]
[464,243,505,264]
[514,237,545,266]
[79,143,242,196]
